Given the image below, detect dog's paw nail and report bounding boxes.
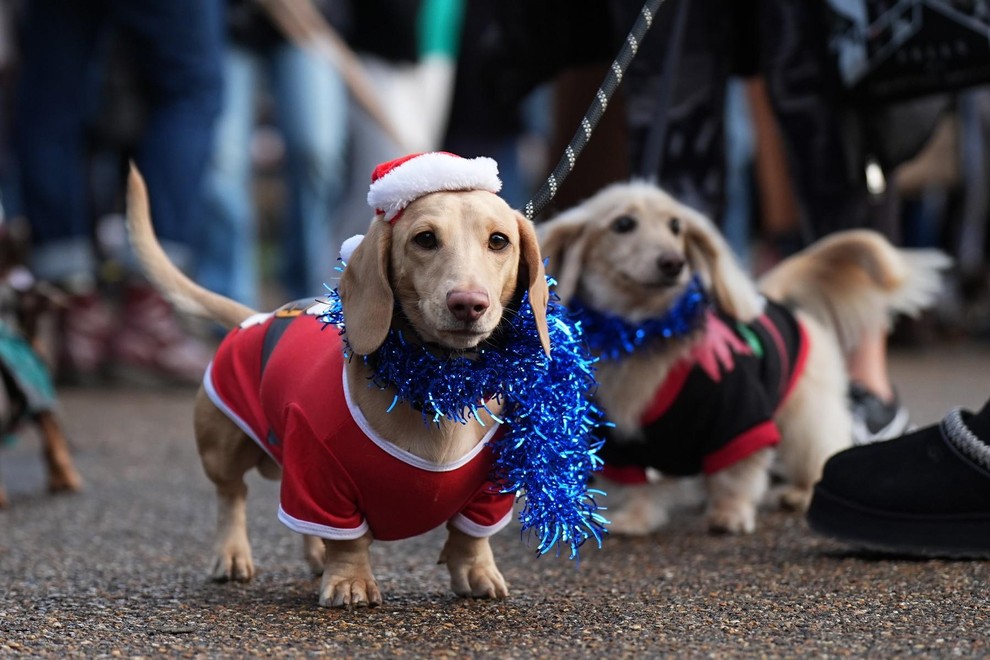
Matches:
[321,577,380,608]
[708,521,755,535]
[706,509,756,535]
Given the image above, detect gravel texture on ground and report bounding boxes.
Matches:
[1,344,989,658]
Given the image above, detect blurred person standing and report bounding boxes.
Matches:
[13,0,224,384]
[613,0,913,441]
[441,0,554,209]
[0,0,18,219]
[335,0,463,243]
[195,0,351,308]
[489,0,922,442]
[609,0,875,238]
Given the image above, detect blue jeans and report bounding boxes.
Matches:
[196,44,348,307]
[722,78,755,268]
[14,0,224,282]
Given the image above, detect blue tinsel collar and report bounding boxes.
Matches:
[318,283,607,559]
[568,275,710,361]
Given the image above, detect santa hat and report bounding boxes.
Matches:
[367,152,502,223]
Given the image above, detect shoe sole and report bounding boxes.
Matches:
[807,485,990,559]
[851,405,912,445]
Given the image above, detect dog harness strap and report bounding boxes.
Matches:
[257,300,317,447]
[259,300,314,375]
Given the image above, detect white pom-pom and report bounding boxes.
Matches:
[340,234,364,264]
[7,266,35,291]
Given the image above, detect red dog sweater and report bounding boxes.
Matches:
[204,301,515,541]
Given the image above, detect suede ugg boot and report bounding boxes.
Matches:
[807,398,990,558]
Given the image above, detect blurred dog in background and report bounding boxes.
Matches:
[538,181,949,535]
[0,216,82,507]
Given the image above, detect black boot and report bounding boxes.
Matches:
[807,398,990,558]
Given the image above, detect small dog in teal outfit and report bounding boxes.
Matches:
[0,222,82,507]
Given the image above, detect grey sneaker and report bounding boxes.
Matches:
[849,382,911,445]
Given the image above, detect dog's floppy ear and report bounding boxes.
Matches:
[339,219,394,355]
[517,213,551,355]
[535,208,594,305]
[682,210,764,322]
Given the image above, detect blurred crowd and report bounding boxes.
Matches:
[0,0,989,389]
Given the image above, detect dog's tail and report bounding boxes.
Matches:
[126,165,257,329]
[758,229,951,354]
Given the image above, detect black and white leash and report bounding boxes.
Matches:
[523,0,669,221]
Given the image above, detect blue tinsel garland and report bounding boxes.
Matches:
[568,275,709,360]
[317,280,608,559]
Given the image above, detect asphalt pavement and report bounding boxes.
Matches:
[1,340,988,657]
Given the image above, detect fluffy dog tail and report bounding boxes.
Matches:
[126,166,257,329]
[758,229,951,354]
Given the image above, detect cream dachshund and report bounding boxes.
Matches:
[538,181,949,536]
[125,153,551,608]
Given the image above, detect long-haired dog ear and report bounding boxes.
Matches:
[682,209,764,322]
[535,208,593,305]
[516,213,551,355]
[339,219,394,355]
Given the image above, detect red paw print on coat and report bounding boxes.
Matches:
[689,312,751,382]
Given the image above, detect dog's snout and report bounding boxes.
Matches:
[446,290,490,322]
[657,255,685,280]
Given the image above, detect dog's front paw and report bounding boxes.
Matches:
[47,461,83,494]
[39,414,84,494]
[767,483,813,512]
[606,496,670,536]
[608,513,668,536]
[318,572,382,608]
[210,538,255,582]
[447,558,508,600]
[439,528,508,599]
[705,448,770,534]
[303,535,326,576]
[706,501,756,535]
[319,535,381,608]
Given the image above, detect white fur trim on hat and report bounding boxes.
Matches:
[339,234,364,264]
[367,152,502,222]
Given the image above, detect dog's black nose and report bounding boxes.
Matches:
[657,255,685,280]
[447,290,490,322]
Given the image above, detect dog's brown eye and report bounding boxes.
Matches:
[413,231,438,249]
[611,215,637,233]
[488,232,510,251]
[669,217,681,235]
